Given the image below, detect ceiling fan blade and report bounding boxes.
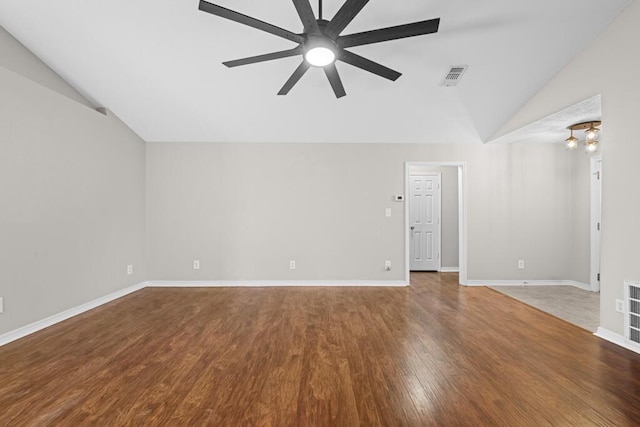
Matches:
[338,50,401,81]
[223,47,303,68]
[324,64,346,98]
[292,0,321,35]
[338,18,440,48]
[325,0,370,39]
[199,0,304,44]
[278,61,311,95]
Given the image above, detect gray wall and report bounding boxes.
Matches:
[599,0,640,335]
[146,142,578,282]
[407,165,459,269]
[0,29,146,335]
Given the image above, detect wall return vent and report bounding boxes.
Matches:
[625,280,640,346]
[440,65,469,87]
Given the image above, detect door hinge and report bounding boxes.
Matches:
[597,222,600,231]
[597,273,600,281]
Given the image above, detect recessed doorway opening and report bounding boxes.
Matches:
[404,162,467,286]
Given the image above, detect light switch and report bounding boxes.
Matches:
[385,208,392,217]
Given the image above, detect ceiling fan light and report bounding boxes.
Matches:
[305,46,336,67]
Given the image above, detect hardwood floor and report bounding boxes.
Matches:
[1,273,640,426]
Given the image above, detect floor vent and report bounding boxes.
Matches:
[626,281,640,345]
[440,65,469,87]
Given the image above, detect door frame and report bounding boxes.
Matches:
[408,173,442,272]
[404,162,468,286]
[590,155,602,292]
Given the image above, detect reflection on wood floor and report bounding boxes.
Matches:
[1,272,639,425]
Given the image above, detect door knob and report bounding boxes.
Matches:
[410,226,415,230]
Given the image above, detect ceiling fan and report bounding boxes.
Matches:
[198,0,440,98]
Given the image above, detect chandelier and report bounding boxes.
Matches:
[565,121,601,153]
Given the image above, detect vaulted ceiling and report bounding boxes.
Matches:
[0,0,630,143]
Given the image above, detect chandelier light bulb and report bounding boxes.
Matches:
[585,124,600,143]
[585,141,599,154]
[565,130,578,150]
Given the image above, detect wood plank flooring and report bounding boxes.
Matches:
[1,273,640,426]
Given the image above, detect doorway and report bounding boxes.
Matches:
[404,162,467,286]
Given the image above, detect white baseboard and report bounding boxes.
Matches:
[146,280,408,288]
[566,280,593,291]
[440,267,460,273]
[594,327,640,355]
[0,282,145,347]
[467,279,596,292]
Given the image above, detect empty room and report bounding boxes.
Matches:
[1,0,640,425]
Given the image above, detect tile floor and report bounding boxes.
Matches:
[489,285,600,332]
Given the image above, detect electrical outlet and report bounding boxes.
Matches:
[0,297,3,314]
[518,260,525,269]
[290,260,296,270]
[616,299,625,313]
[385,260,392,271]
[193,260,200,270]
[127,265,133,275]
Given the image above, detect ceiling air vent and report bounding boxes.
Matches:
[440,65,469,87]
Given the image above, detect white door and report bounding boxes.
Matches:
[409,174,441,271]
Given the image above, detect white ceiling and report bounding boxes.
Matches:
[0,0,629,143]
